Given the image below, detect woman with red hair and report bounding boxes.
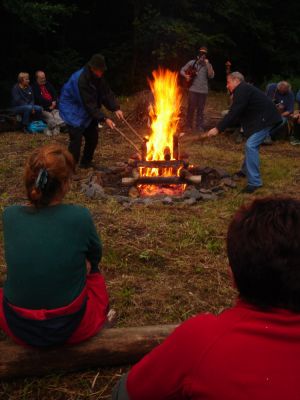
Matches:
[0,144,111,347]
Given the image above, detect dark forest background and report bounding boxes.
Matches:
[0,0,299,107]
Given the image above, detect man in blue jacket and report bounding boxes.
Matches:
[206,72,282,193]
[59,54,123,168]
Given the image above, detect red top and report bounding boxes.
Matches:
[127,300,300,400]
[40,84,53,102]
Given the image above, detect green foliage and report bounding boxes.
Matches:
[2,0,76,32]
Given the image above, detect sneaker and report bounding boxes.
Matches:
[53,127,60,136]
[232,170,246,180]
[262,135,273,145]
[290,138,300,145]
[44,128,52,136]
[241,185,261,194]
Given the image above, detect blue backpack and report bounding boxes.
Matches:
[27,120,47,133]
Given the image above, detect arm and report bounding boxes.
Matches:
[180,60,193,79]
[115,323,196,400]
[85,211,102,273]
[11,86,26,106]
[205,60,215,79]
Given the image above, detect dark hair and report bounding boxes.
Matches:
[88,53,107,71]
[25,144,75,208]
[227,197,300,312]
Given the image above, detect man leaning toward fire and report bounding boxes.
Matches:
[205,72,282,193]
[112,197,300,399]
[180,46,215,133]
[59,53,124,169]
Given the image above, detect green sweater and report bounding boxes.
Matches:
[3,204,102,309]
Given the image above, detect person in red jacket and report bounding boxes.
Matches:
[113,197,300,400]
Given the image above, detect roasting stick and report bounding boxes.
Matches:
[123,118,144,142]
[114,126,141,154]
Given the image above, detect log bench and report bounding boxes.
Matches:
[0,324,178,380]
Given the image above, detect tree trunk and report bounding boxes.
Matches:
[0,324,177,380]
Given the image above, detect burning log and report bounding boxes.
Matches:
[180,168,202,184]
[173,134,179,160]
[141,136,149,161]
[164,146,171,161]
[132,160,189,169]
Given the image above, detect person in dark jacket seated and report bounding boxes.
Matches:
[59,53,124,169]
[0,144,113,347]
[11,72,43,132]
[266,81,295,118]
[113,197,300,400]
[32,70,65,136]
[206,72,282,193]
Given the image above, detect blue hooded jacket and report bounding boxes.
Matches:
[59,68,92,129]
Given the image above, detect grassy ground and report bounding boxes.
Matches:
[0,91,300,399]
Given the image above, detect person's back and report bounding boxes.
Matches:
[3,204,99,309]
[0,144,110,347]
[113,197,300,399]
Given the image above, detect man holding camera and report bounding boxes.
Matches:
[180,46,215,133]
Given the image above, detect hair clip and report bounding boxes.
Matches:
[35,168,48,190]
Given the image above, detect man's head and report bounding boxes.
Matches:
[277,81,291,95]
[226,71,245,93]
[87,53,107,78]
[35,70,46,85]
[227,197,300,312]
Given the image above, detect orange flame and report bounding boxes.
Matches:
[146,68,182,161]
[138,68,184,196]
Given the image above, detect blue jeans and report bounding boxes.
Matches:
[241,127,272,187]
[186,91,207,129]
[11,105,42,126]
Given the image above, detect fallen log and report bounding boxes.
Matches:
[0,324,177,380]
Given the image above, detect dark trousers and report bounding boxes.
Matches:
[68,121,98,164]
[186,91,207,129]
[11,105,43,127]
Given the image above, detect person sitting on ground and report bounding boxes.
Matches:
[32,70,65,136]
[0,144,113,347]
[113,197,300,400]
[11,72,43,132]
[266,81,295,118]
[290,90,300,145]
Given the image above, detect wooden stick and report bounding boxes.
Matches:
[123,119,144,142]
[114,126,141,154]
[0,324,178,380]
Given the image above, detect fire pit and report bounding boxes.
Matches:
[80,68,237,205]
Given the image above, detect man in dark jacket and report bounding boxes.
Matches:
[59,53,123,168]
[11,72,43,131]
[206,72,282,193]
[32,70,64,135]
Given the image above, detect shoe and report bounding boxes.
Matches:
[44,128,52,136]
[232,170,246,180]
[241,185,261,194]
[79,161,95,169]
[290,138,300,145]
[53,127,60,136]
[262,135,273,145]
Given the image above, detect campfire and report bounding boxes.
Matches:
[122,68,201,197]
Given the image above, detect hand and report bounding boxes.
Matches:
[50,101,56,110]
[105,118,116,129]
[31,108,35,114]
[114,110,124,120]
[86,260,91,274]
[205,58,209,64]
[205,127,219,138]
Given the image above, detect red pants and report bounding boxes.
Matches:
[0,273,109,346]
